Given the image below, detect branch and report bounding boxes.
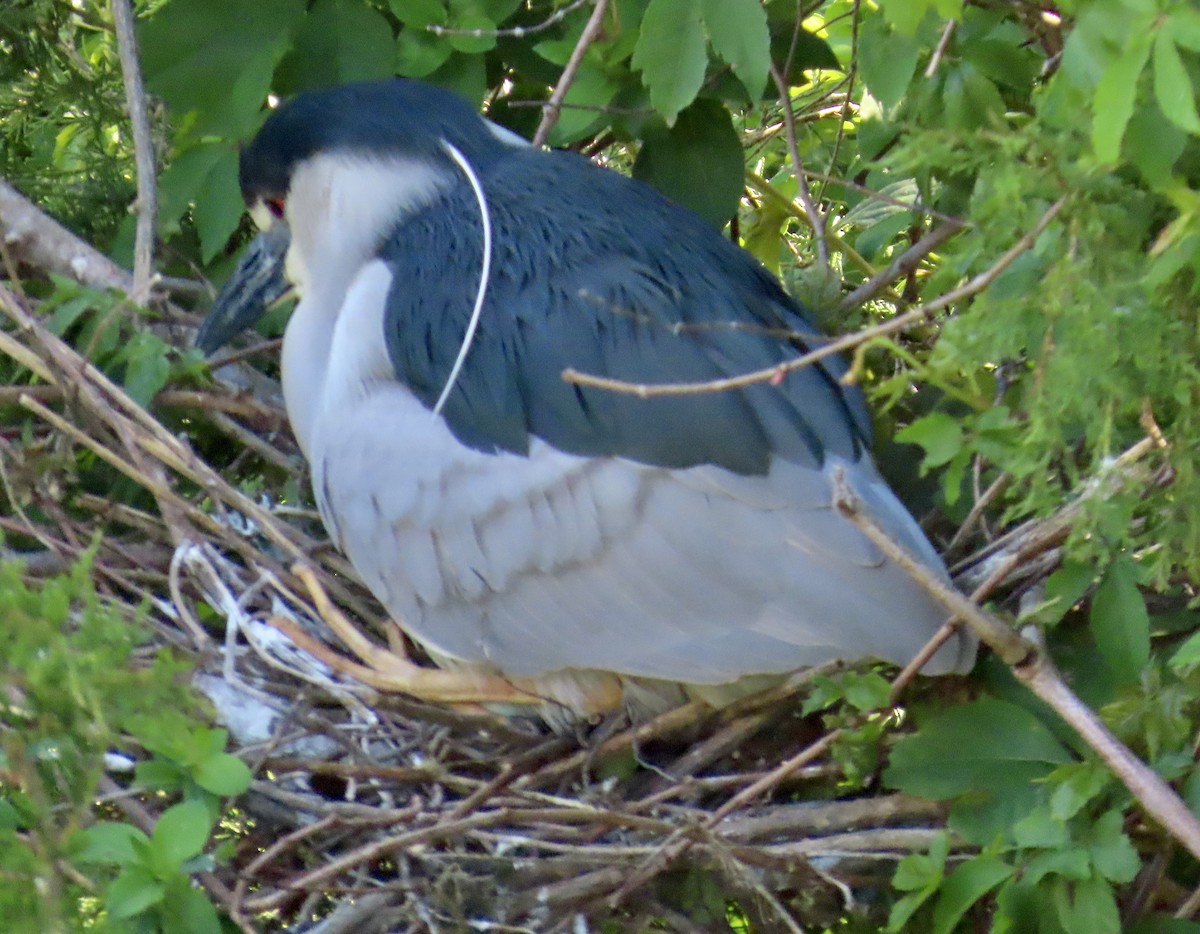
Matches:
[836,219,963,312]
[830,464,1200,865]
[110,0,158,304]
[532,0,610,147]
[563,196,1066,398]
[770,64,829,268]
[0,179,131,291]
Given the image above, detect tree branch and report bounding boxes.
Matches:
[771,64,829,268]
[0,179,131,291]
[110,0,157,304]
[831,463,1200,865]
[532,0,610,147]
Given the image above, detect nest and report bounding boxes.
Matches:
[1,285,1078,932]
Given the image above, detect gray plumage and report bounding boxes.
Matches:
[200,79,976,718]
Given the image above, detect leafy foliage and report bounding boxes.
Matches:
[7,0,1200,929]
[0,550,248,932]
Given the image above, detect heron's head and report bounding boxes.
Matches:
[197,80,526,355]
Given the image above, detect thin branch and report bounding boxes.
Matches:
[563,196,1066,398]
[428,0,590,39]
[770,63,830,268]
[532,0,610,147]
[925,19,958,78]
[837,219,964,312]
[759,167,967,228]
[746,171,878,277]
[110,0,158,303]
[817,0,861,206]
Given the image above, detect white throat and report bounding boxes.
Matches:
[280,152,453,455]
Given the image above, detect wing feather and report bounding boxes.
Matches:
[305,145,977,688]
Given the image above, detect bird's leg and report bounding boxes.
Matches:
[278,564,616,710]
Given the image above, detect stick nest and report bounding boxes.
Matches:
[1,292,991,933]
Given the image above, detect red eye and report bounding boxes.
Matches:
[266,197,286,219]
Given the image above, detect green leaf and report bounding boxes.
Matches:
[931,856,1014,934]
[75,822,149,866]
[389,0,446,27]
[107,866,166,919]
[194,753,253,796]
[894,832,948,890]
[699,0,770,99]
[163,882,223,934]
[1041,561,1096,624]
[942,64,1006,130]
[1125,104,1187,188]
[275,0,396,91]
[150,800,213,872]
[1089,556,1150,685]
[136,757,185,792]
[895,412,964,471]
[1048,762,1110,821]
[888,834,949,930]
[1012,809,1067,849]
[139,0,305,139]
[1087,809,1139,883]
[1023,847,1092,886]
[632,100,743,228]
[192,148,243,263]
[1153,32,1200,135]
[878,0,956,35]
[885,698,1073,800]
[123,333,172,408]
[396,26,455,77]
[631,0,708,124]
[1091,30,1153,164]
[859,12,921,109]
[1170,627,1200,667]
[1059,873,1120,934]
[841,671,892,712]
[1170,8,1200,52]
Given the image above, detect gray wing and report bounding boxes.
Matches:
[312,371,975,684]
[309,150,976,684]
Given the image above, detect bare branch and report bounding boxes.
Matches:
[532,0,610,148]
[0,179,132,291]
[110,0,158,303]
[429,0,590,39]
[771,64,830,268]
[831,459,1200,865]
[837,219,963,312]
[925,19,958,78]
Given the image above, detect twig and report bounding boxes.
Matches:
[563,195,1065,399]
[428,0,590,40]
[944,472,1011,557]
[925,19,958,78]
[837,219,963,312]
[110,0,158,303]
[831,466,1200,864]
[770,64,829,268]
[532,0,610,147]
[243,811,512,912]
[816,0,861,207]
[610,730,841,906]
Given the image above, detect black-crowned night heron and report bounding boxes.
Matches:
[198,79,976,723]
